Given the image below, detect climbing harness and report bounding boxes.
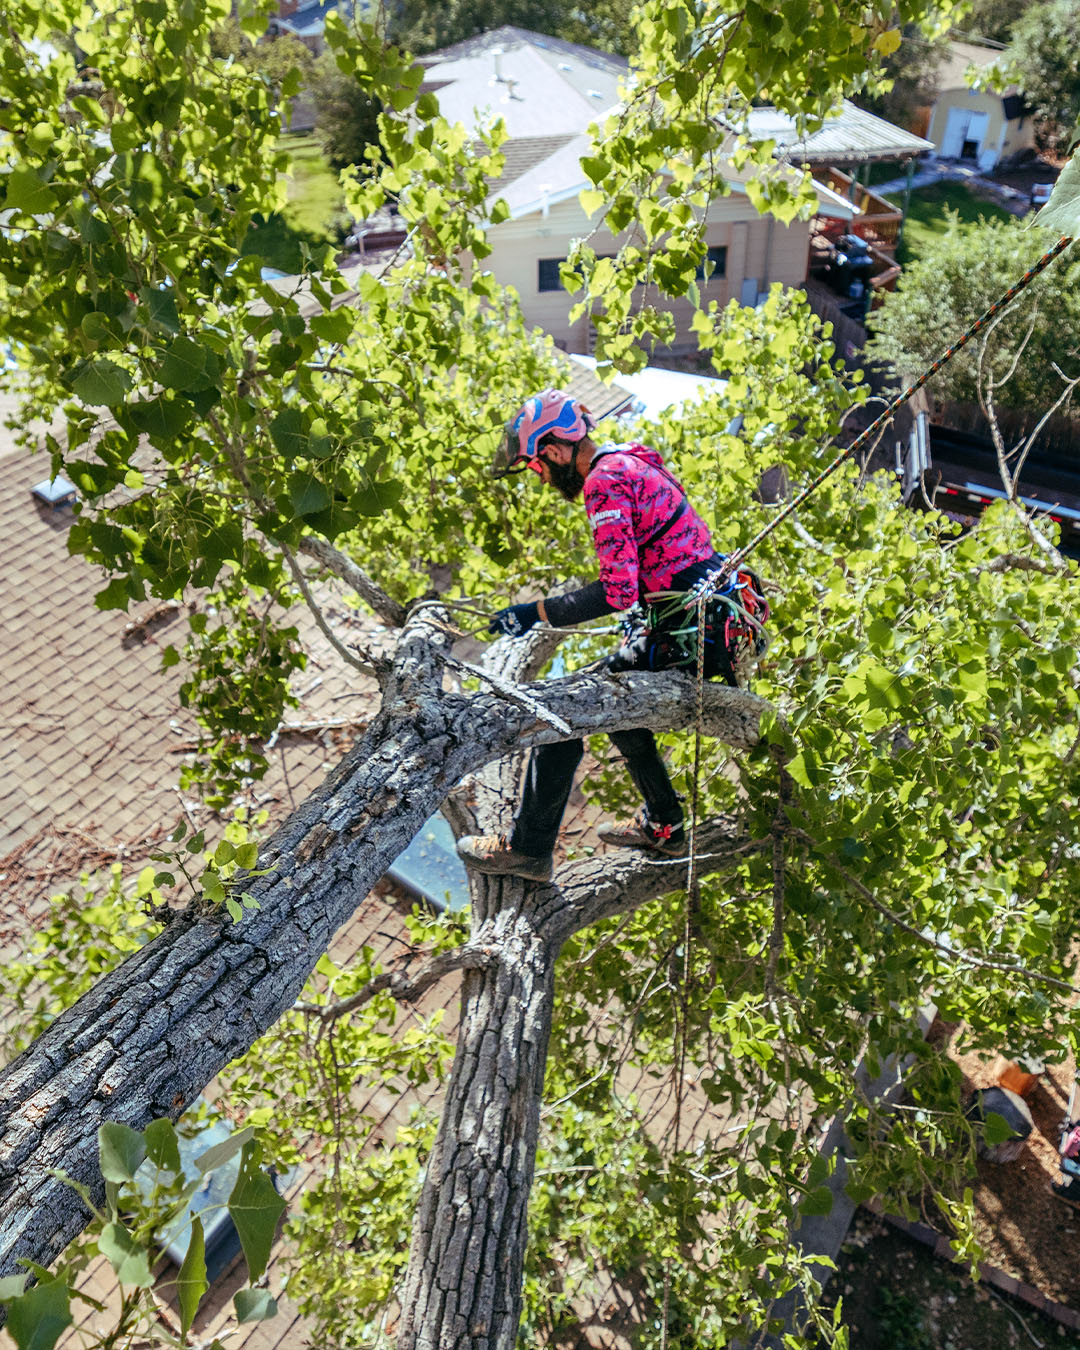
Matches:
[640,565,771,687]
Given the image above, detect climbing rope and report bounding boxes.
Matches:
[720,232,1075,580]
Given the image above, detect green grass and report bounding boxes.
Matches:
[277,134,348,238]
[240,135,348,274]
[864,158,907,187]
[890,182,1014,266]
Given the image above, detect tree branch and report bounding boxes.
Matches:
[443,652,574,738]
[807,841,1080,996]
[298,943,497,1022]
[0,645,766,1286]
[281,544,389,681]
[296,534,408,628]
[535,815,755,950]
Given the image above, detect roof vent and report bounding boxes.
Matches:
[31,474,78,510]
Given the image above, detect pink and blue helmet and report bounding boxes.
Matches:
[492,389,595,478]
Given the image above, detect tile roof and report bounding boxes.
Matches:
[0,432,383,932]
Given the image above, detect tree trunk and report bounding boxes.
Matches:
[399,902,555,1348]
[0,609,763,1315]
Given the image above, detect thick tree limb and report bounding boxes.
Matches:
[0,654,766,1286]
[534,815,752,950]
[296,534,408,628]
[443,652,574,737]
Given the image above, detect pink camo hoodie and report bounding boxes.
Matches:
[584,442,714,610]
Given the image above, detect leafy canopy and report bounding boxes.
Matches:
[3,0,1080,1345]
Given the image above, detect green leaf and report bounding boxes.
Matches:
[234,1288,278,1323]
[80,312,114,342]
[227,1141,286,1282]
[225,896,243,922]
[158,337,213,392]
[98,1122,146,1183]
[235,842,259,869]
[288,472,331,517]
[177,1215,207,1337]
[5,1280,72,1350]
[140,286,181,335]
[982,1110,1016,1146]
[270,408,306,459]
[98,1223,154,1287]
[129,395,193,445]
[144,1117,182,1175]
[215,839,236,866]
[71,359,132,407]
[1032,149,1080,235]
[0,1275,29,1301]
[195,1125,254,1176]
[4,167,59,215]
[800,1186,834,1217]
[310,308,353,343]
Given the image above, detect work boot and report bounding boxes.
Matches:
[456,834,553,883]
[597,809,686,856]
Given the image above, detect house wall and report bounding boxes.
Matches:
[927,90,1036,169]
[484,193,811,354]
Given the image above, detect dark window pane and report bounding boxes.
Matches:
[696,244,727,281]
[538,257,565,292]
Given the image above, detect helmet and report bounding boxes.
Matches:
[491,389,595,479]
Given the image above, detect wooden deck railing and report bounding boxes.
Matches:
[821,167,905,253]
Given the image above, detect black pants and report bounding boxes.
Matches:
[509,553,724,858]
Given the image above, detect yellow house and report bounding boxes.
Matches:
[926,40,1036,171]
[420,26,856,355]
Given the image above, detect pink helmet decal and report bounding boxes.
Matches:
[492,390,595,477]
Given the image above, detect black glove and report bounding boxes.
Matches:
[489,602,541,638]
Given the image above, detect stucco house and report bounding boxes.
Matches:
[925,40,1035,171]
[420,26,856,355]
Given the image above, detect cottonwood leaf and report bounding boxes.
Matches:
[72,359,132,407]
[800,1186,834,1217]
[177,1215,207,1337]
[1032,149,1080,235]
[228,1141,286,1282]
[99,1223,154,1287]
[144,1117,182,1175]
[140,286,180,335]
[129,395,193,444]
[234,1288,278,1323]
[98,1121,146,1183]
[5,1281,72,1350]
[4,167,59,215]
[195,1125,254,1176]
[158,337,212,391]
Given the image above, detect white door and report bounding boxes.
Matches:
[965,110,990,160]
[940,107,970,159]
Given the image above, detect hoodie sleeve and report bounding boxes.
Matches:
[584,467,640,611]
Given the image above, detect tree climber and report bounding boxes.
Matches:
[456,389,768,884]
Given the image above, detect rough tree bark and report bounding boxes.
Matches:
[0,607,765,1346]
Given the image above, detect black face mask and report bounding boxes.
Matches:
[543,451,586,502]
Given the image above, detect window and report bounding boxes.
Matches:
[538,257,565,292]
[696,245,727,281]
